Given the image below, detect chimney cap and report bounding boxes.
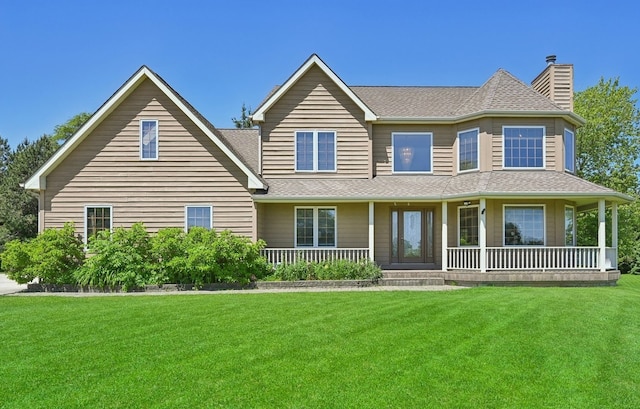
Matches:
[546,55,557,65]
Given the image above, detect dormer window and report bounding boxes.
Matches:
[503,126,545,169]
[295,131,336,172]
[140,120,158,160]
[392,132,433,173]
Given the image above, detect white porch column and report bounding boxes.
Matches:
[612,202,618,268]
[479,198,487,273]
[598,199,606,272]
[442,201,448,271]
[368,201,375,262]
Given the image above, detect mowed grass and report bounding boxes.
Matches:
[2,278,640,408]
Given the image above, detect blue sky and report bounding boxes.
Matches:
[1,0,638,149]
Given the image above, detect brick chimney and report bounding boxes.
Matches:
[531,55,574,111]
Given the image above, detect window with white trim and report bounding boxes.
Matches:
[504,205,545,245]
[565,205,576,246]
[458,128,479,172]
[564,128,575,173]
[295,207,336,247]
[185,206,212,230]
[85,206,112,242]
[295,131,336,172]
[458,205,479,246]
[140,120,158,160]
[503,126,545,169]
[392,132,433,173]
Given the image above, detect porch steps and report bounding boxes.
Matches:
[380,271,445,286]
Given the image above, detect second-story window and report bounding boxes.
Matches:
[458,128,479,172]
[503,126,545,169]
[140,120,158,160]
[295,131,336,172]
[564,128,575,173]
[392,132,432,173]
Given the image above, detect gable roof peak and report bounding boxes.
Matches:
[251,54,377,122]
[24,65,266,191]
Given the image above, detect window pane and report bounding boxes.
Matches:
[458,129,478,171]
[317,132,336,171]
[565,207,575,246]
[141,120,157,159]
[296,132,314,171]
[86,207,111,238]
[403,211,422,258]
[187,206,211,229]
[317,208,336,247]
[393,133,432,172]
[504,127,543,168]
[296,208,314,246]
[504,206,544,245]
[564,129,575,173]
[459,207,479,246]
[391,210,398,259]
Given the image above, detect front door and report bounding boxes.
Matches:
[391,208,434,264]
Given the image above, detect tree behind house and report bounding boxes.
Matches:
[574,77,640,273]
[231,103,253,128]
[0,113,90,254]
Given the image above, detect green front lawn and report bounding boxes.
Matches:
[2,277,640,408]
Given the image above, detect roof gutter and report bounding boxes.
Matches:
[376,110,586,127]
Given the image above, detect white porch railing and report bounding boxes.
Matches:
[261,248,370,266]
[448,247,618,271]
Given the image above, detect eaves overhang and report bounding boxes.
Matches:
[376,110,586,127]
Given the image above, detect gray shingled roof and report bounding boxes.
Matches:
[218,128,260,173]
[350,86,478,118]
[257,69,570,120]
[454,69,564,115]
[255,172,629,203]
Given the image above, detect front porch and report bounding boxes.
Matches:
[258,198,622,284]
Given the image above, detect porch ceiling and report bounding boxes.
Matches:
[254,171,632,206]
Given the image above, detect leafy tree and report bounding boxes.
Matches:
[0,113,88,254]
[574,78,640,272]
[0,136,58,248]
[50,112,91,143]
[575,78,640,194]
[0,136,10,178]
[231,103,254,129]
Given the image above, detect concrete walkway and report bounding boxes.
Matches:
[0,274,28,295]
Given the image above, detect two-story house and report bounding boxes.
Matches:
[24,54,632,284]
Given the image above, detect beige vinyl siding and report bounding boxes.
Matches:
[531,63,574,111]
[372,124,455,176]
[43,79,254,238]
[260,65,369,178]
[259,203,369,248]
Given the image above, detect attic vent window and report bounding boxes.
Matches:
[140,120,158,160]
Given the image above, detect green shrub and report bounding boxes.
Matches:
[150,228,270,287]
[149,227,188,284]
[269,259,382,281]
[1,223,84,284]
[75,223,152,291]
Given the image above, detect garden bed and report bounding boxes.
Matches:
[25,279,379,293]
